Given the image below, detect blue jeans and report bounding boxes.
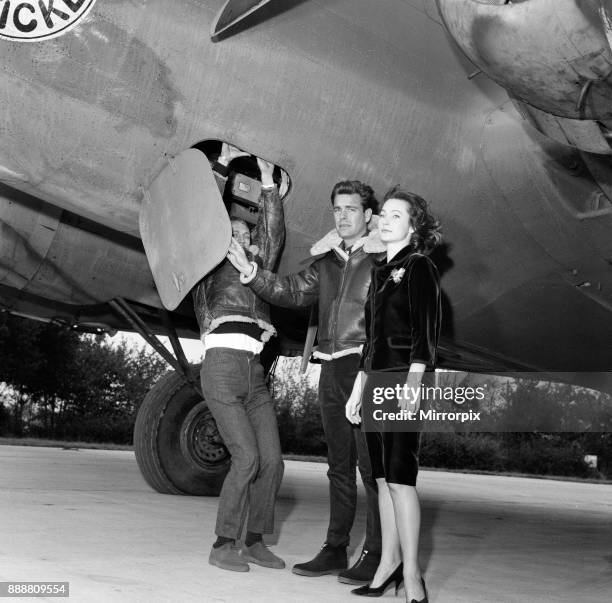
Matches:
[319,355,382,553]
[201,348,284,539]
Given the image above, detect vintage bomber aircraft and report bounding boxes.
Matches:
[1,0,612,494]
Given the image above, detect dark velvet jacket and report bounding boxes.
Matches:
[360,246,441,372]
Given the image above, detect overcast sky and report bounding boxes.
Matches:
[112,332,204,363]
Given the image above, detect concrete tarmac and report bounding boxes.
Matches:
[0,445,610,603]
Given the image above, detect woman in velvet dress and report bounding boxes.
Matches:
[345,186,441,603]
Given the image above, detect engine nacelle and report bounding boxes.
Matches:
[437,0,612,154]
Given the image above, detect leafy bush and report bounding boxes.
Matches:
[420,433,506,472]
[0,316,166,442]
[271,358,326,456]
[505,436,595,478]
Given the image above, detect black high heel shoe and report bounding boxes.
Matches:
[351,563,403,597]
[407,576,428,603]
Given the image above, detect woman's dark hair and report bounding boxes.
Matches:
[330,180,378,214]
[383,185,442,254]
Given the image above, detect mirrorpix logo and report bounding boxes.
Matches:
[0,0,97,42]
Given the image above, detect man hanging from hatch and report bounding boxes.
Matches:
[193,143,285,573]
[227,180,384,586]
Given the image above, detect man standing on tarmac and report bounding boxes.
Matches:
[227,180,383,586]
[193,143,285,573]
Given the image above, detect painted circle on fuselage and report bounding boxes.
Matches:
[0,0,97,42]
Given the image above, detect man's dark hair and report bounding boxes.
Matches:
[330,180,378,214]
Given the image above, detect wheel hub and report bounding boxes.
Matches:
[180,401,229,469]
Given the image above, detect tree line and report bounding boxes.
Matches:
[1,315,610,479]
[271,361,612,479]
[0,315,166,443]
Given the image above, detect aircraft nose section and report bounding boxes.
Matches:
[436,0,612,121]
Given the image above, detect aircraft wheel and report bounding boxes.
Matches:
[134,368,230,495]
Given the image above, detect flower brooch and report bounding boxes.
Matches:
[390,267,405,283]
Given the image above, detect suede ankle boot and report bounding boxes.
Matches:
[292,543,347,577]
[338,549,381,585]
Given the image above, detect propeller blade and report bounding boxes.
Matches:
[211,0,275,41]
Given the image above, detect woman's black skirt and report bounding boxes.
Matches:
[364,430,420,486]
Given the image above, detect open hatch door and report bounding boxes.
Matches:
[140,149,231,310]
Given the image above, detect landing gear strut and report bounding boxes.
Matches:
[110,298,229,495]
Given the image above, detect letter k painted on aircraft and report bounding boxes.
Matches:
[39,0,69,27]
[62,0,87,10]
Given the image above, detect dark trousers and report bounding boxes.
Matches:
[319,355,382,553]
[201,348,284,540]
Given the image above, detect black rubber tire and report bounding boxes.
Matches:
[133,367,230,495]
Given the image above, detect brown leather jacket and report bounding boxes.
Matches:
[247,242,379,356]
[192,172,284,340]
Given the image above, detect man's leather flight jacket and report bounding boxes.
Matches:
[192,172,284,341]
